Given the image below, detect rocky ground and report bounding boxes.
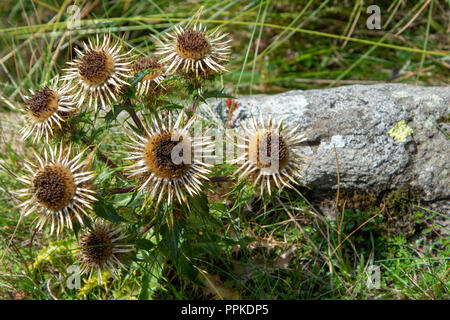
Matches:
[203,84,449,230]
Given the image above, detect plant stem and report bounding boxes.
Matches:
[81,137,118,169]
[138,222,155,235]
[109,186,136,195]
[125,98,144,133]
[210,176,231,183]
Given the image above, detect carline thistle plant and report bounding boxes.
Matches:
[230,114,308,197]
[16,144,96,234]
[124,111,215,207]
[131,55,166,98]
[20,76,76,143]
[79,220,134,284]
[9,12,309,289]
[155,22,231,77]
[62,34,134,111]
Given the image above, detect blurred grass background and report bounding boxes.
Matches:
[0,0,449,97]
[0,0,449,300]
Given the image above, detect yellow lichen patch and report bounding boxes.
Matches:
[389,120,413,142]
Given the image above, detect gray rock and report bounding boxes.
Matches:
[204,84,449,204]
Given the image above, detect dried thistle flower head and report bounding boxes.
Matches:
[63,34,134,111]
[20,77,76,143]
[155,23,231,77]
[124,111,214,206]
[16,144,96,234]
[231,114,308,196]
[131,55,165,97]
[79,220,133,284]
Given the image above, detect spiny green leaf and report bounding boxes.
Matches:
[136,238,155,250]
[93,201,129,223]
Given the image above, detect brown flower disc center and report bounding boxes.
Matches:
[132,56,163,82]
[27,88,59,122]
[176,28,211,60]
[81,230,113,267]
[249,132,289,169]
[79,50,115,86]
[144,131,191,180]
[32,164,76,211]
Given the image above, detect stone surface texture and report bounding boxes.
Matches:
[205,84,449,204]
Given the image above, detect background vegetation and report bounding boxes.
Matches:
[0,0,448,300]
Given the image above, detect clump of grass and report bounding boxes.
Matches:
[383,188,420,237]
